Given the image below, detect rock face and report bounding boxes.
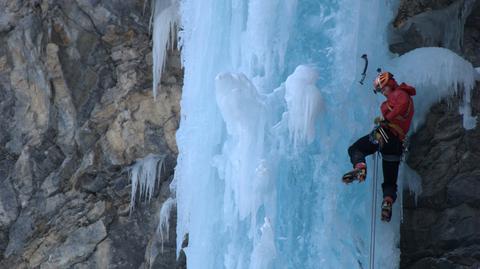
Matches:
[393,1,480,268]
[402,87,480,268]
[464,1,480,67]
[0,0,181,268]
[390,0,479,57]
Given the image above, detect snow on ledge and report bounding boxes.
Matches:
[388,47,477,130]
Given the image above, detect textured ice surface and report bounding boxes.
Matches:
[173,0,400,268]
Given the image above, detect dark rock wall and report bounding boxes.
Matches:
[0,0,181,268]
[390,0,478,56]
[464,2,480,66]
[391,0,480,268]
[402,86,480,269]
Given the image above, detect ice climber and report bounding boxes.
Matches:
[342,72,416,222]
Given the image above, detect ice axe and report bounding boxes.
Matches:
[359,54,368,85]
[359,55,385,94]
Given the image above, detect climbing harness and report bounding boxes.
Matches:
[369,125,390,147]
[369,152,380,269]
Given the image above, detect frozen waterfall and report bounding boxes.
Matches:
[150,0,478,268]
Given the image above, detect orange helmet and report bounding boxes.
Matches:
[373,72,394,93]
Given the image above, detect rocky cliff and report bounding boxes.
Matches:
[392,0,480,268]
[0,0,181,268]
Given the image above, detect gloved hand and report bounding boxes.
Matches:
[374,116,384,125]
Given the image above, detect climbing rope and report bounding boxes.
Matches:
[369,153,379,269]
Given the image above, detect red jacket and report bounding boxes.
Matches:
[380,83,416,140]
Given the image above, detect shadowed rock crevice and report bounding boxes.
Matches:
[390,0,480,70]
[390,0,478,57]
[464,1,480,66]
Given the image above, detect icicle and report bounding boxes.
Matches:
[129,154,166,212]
[284,65,323,149]
[401,164,423,207]
[145,175,177,269]
[459,86,477,130]
[151,0,179,98]
[157,197,176,253]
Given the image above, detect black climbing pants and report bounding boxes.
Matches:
[347,128,403,202]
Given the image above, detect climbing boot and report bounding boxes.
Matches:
[342,162,367,184]
[381,196,394,222]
